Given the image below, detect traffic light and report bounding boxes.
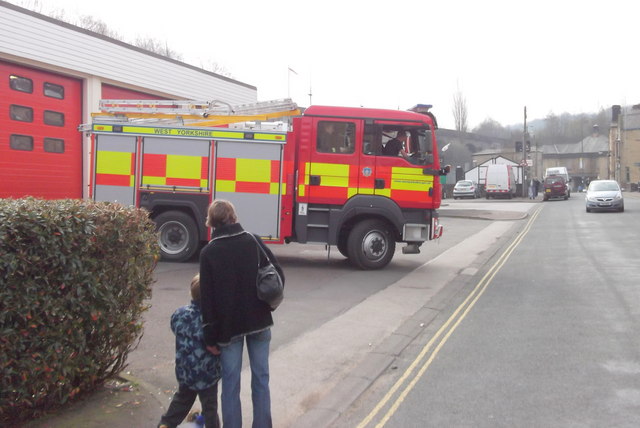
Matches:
[525,140,531,152]
[515,141,522,152]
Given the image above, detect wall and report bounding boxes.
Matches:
[621,111,640,187]
[0,1,260,199]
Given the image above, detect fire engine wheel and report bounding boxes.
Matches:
[347,219,396,270]
[155,211,199,262]
[337,235,349,258]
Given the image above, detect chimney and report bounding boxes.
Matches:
[612,105,621,123]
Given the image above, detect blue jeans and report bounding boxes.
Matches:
[220,329,272,428]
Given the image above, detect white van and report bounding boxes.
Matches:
[485,164,517,199]
[544,167,571,197]
[545,166,569,181]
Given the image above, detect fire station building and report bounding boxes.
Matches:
[0,0,257,199]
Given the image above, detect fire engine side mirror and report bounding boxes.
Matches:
[440,165,451,175]
[424,153,434,164]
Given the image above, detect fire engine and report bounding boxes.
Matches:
[82,99,447,269]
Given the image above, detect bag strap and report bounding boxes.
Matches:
[246,232,270,267]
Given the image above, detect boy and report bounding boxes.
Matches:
[158,274,220,428]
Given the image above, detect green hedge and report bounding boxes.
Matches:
[0,198,159,424]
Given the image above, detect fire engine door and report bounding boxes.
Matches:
[307,119,363,204]
[213,140,283,239]
[93,134,137,206]
[373,125,435,208]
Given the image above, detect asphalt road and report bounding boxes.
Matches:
[334,194,640,427]
[127,214,490,395]
[125,196,540,426]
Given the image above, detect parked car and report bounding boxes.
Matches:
[453,180,481,199]
[543,175,569,201]
[585,180,624,212]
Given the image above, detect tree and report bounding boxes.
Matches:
[134,36,183,61]
[452,85,468,132]
[17,2,218,68]
[77,15,122,40]
[198,59,234,78]
[472,118,510,139]
[535,110,608,145]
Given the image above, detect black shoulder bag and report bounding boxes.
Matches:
[248,233,284,310]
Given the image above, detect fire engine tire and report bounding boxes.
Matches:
[155,211,199,262]
[337,235,349,258]
[346,219,396,270]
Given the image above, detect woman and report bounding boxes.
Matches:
[199,199,284,428]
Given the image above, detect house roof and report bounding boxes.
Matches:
[542,135,609,155]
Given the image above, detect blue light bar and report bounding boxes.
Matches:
[409,104,433,114]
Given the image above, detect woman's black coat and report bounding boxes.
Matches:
[199,223,284,346]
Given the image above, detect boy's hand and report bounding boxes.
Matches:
[207,345,221,355]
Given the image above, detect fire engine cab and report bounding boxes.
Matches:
[83,99,446,269]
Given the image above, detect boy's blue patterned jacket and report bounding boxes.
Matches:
[171,301,220,391]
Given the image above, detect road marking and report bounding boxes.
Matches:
[357,206,544,428]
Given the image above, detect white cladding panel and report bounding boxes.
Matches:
[0,3,257,103]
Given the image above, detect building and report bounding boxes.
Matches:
[464,155,521,182]
[444,105,640,194]
[0,1,257,199]
[611,105,640,190]
[435,128,512,195]
[542,126,609,191]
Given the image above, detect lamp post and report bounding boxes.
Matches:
[522,106,528,197]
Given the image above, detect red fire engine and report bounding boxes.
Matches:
[83,99,447,269]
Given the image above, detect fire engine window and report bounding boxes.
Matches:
[10,105,34,122]
[381,127,404,156]
[44,138,65,153]
[44,82,65,99]
[44,110,65,127]
[363,123,380,155]
[9,75,33,93]
[10,135,34,151]
[317,121,355,154]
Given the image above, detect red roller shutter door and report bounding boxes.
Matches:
[0,60,82,199]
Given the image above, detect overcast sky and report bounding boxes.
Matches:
[18,0,640,129]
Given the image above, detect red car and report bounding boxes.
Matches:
[543,175,569,201]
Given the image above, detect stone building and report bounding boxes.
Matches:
[610,105,640,190]
[542,126,609,191]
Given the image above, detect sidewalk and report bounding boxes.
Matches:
[25,374,166,428]
[24,206,531,428]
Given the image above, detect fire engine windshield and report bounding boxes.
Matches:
[372,124,435,165]
[407,128,435,165]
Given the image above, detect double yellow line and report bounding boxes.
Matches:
[357,206,543,428]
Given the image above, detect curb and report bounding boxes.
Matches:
[439,209,529,221]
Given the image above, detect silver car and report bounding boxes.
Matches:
[453,180,481,199]
[585,180,624,212]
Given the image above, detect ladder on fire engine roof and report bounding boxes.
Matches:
[86,98,301,128]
